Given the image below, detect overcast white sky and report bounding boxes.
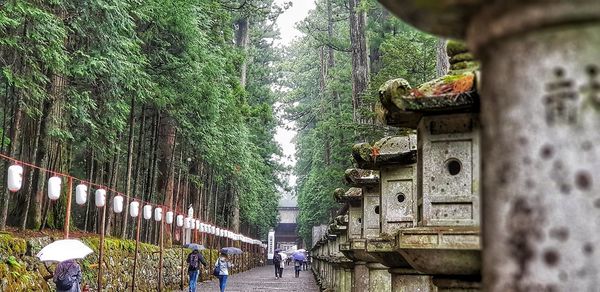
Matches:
[273,0,315,206]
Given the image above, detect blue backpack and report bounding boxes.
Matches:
[55,274,76,290]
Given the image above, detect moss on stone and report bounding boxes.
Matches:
[450,60,479,71]
[450,52,474,64]
[0,233,27,256]
[446,39,468,57]
[352,142,372,164]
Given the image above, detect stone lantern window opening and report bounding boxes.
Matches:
[396,192,406,203]
[445,158,462,176]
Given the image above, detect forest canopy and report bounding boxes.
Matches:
[0,0,285,242]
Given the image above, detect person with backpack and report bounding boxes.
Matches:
[294,258,302,278]
[214,253,233,292]
[272,251,283,279]
[186,248,208,292]
[273,251,281,279]
[53,259,82,292]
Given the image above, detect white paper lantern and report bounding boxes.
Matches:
[75,184,88,205]
[215,228,221,236]
[200,223,206,233]
[195,220,200,230]
[154,207,163,221]
[187,206,194,218]
[94,189,106,207]
[130,201,140,217]
[176,215,184,227]
[166,211,174,224]
[7,165,23,192]
[48,176,62,200]
[211,226,216,235]
[184,217,191,229]
[113,195,124,213]
[143,205,152,220]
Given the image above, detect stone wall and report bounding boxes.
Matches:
[0,233,262,291]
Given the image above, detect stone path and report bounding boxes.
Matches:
[177,265,319,292]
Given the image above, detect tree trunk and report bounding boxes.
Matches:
[84,150,94,232]
[436,38,449,77]
[158,113,176,243]
[348,0,370,124]
[0,95,22,228]
[235,18,250,88]
[232,189,240,233]
[21,102,45,229]
[121,97,136,238]
[105,150,120,235]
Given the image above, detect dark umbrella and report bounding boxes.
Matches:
[274,248,282,253]
[220,247,243,255]
[184,243,206,251]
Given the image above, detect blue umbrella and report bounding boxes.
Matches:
[274,248,282,253]
[184,243,206,251]
[220,247,243,255]
[292,252,307,261]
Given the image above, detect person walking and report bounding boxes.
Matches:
[294,258,302,278]
[273,251,283,279]
[215,252,233,292]
[53,259,82,292]
[186,248,208,292]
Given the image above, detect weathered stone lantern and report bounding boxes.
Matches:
[335,187,374,292]
[343,169,392,292]
[353,136,437,291]
[329,215,354,292]
[376,0,600,290]
[375,45,482,290]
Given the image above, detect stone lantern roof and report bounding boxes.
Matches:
[333,187,362,203]
[344,168,379,186]
[377,41,480,128]
[351,135,417,169]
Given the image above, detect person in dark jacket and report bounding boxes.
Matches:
[53,259,82,292]
[273,251,283,279]
[186,248,208,292]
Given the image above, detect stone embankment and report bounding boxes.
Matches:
[0,232,263,291]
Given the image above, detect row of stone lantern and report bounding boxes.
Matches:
[311,41,482,291]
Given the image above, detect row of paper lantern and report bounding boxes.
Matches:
[7,165,264,246]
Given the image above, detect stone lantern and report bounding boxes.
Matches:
[373,45,482,290]
[353,136,436,291]
[375,0,600,290]
[343,168,392,292]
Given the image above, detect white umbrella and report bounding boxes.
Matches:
[280,253,288,261]
[36,239,93,262]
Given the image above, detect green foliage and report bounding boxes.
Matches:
[283,0,437,244]
[0,0,282,236]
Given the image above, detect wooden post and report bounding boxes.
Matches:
[63,177,73,239]
[131,209,143,292]
[97,203,106,291]
[158,220,164,291]
[180,227,185,290]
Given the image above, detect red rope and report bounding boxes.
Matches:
[0,152,260,242]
